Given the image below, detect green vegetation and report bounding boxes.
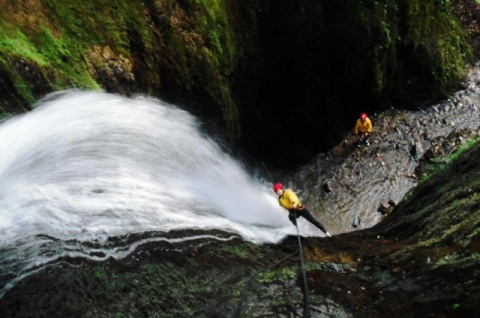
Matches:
[0,0,476,150]
[256,267,297,283]
[356,0,400,94]
[404,0,472,94]
[191,0,240,137]
[448,136,480,161]
[377,139,480,310]
[400,136,480,209]
[0,0,242,135]
[0,3,105,93]
[93,266,107,278]
[421,136,480,181]
[218,243,263,259]
[355,0,472,99]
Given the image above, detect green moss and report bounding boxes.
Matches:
[434,252,480,267]
[449,137,480,161]
[218,243,262,259]
[403,0,472,95]
[41,0,152,54]
[388,142,480,270]
[85,260,214,316]
[35,27,100,90]
[93,266,107,278]
[0,20,100,94]
[420,137,480,182]
[194,0,237,60]
[0,29,48,66]
[256,267,297,283]
[0,0,473,144]
[352,0,472,102]
[12,73,36,103]
[0,0,159,107]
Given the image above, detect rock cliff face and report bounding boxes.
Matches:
[1,3,480,316]
[276,64,480,235]
[1,129,479,317]
[0,0,479,166]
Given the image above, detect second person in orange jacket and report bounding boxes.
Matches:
[354,112,373,142]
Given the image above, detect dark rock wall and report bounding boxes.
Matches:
[0,0,478,166]
[236,0,479,167]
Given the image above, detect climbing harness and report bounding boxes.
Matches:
[233,223,311,318]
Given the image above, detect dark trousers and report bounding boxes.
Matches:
[288,208,327,234]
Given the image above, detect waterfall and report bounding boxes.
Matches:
[0,90,315,298]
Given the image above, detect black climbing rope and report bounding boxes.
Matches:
[233,223,311,318]
[295,223,310,318]
[233,249,297,317]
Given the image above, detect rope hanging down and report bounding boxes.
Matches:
[233,250,297,317]
[233,223,311,318]
[295,223,310,318]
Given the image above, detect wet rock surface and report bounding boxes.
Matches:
[282,62,480,236]
[2,68,480,317]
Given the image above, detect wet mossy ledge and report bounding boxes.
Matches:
[1,143,480,316]
[0,0,479,165]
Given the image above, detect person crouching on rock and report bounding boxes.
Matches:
[354,112,373,144]
[273,183,331,237]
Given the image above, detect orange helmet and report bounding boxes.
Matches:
[273,183,284,192]
[360,113,367,119]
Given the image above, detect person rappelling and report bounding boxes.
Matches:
[273,183,331,237]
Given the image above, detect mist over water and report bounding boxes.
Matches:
[0,90,317,297]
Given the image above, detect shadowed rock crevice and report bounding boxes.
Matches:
[1,0,480,167]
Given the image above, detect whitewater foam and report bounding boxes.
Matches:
[0,90,319,297]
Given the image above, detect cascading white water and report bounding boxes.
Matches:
[0,90,325,297]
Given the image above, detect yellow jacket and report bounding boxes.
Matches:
[278,189,302,211]
[354,117,373,134]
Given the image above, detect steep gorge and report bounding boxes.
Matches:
[1,0,479,166]
[1,115,479,317]
[1,1,480,316]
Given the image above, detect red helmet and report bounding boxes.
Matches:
[360,113,367,119]
[273,183,284,192]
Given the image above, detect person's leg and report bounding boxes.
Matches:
[357,132,370,146]
[288,209,300,225]
[363,132,370,145]
[298,209,328,234]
